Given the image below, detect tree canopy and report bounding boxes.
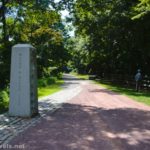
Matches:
[0,0,70,88]
[67,0,150,76]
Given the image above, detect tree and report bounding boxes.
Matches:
[71,0,150,76]
[132,0,150,19]
[66,36,90,74]
[0,0,70,88]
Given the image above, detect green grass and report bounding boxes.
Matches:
[95,80,150,106]
[71,72,89,80]
[0,78,64,114]
[38,79,64,98]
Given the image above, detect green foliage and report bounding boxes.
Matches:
[0,0,69,88]
[47,77,57,85]
[38,77,57,87]
[38,79,48,87]
[71,0,150,76]
[0,42,13,88]
[38,79,64,98]
[66,36,90,74]
[71,72,89,80]
[0,0,70,111]
[0,90,9,113]
[132,0,150,19]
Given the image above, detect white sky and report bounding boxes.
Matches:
[55,0,61,2]
[61,11,75,36]
[54,0,74,36]
[61,10,69,19]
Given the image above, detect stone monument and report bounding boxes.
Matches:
[9,44,38,117]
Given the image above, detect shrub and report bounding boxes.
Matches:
[38,77,57,87]
[38,79,47,87]
[46,77,56,85]
[0,90,9,113]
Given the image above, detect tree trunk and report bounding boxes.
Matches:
[1,0,8,42]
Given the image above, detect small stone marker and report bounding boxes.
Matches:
[9,44,38,117]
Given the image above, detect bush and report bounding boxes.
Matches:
[38,77,57,87]
[46,77,56,85]
[0,90,9,113]
[38,79,48,87]
[50,67,63,77]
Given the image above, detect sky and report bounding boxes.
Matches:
[55,0,75,36]
[61,10,75,37]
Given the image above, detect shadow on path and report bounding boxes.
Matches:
[89,89,121,96]
[8,103,150,150]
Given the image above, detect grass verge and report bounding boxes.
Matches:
[0,90,9,114]
[38,79,64,98]
[95,80,150,106]
[0,77,64,114]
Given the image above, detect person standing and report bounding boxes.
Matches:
[135,69,142,92]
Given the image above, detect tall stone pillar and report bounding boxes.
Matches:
[9,44,38,117]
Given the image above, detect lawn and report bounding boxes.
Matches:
[38,79,64,98]
[95,80,150,106]
[0,78,64,114]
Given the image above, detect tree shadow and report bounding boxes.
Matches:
[62,77,86,81]
[91,85,150,98]
[8,103,150,150]
[62,74,87,81]
[89,89,121,95]
[61,82,80,89]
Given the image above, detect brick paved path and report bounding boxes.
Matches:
[2,74,150,150]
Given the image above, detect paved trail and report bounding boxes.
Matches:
[7,74,150,150]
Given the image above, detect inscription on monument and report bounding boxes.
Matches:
[18,52,22,106]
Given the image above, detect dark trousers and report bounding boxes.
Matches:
[136,81,141,92]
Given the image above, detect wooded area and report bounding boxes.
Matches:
[0,0,70,89]
[69,0,150,77]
